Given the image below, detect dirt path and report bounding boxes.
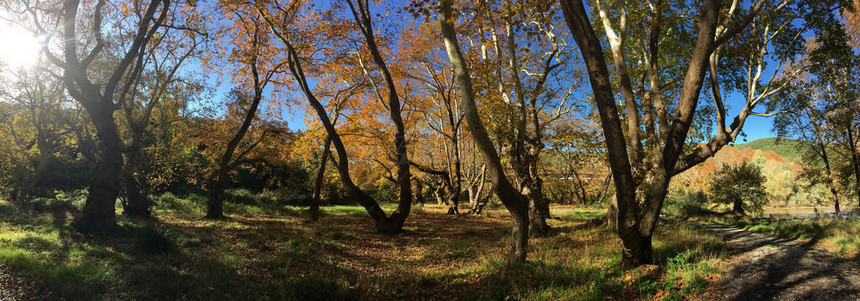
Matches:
[695,222,860,301]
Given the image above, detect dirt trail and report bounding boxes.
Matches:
[695,222,860,301]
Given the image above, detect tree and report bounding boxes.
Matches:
[438,0,531,263]
[309,95,350,222]
[117,12,205,218]
[546,114,612,205]
[774,5,860,214]
[448,0,581,235]
[204,0,285,219]
[0,70,69,195]
[35,0,172,230]
[775,93,845,215]
[400,28,466,215]
[256,0,414,233]
[559,0,821,265]
[709,162,768,215]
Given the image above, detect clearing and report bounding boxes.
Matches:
[0,198,728,300]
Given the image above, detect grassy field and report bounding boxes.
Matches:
[0,194,729,300]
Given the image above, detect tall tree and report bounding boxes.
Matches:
[38,0,171,230]
[205,0,284,219]
[119,9,205,218]
[438,0,531,263]
[559,0,817,265]
[256,0,414,233]
[1,71,68,194]
[775,12,860,211]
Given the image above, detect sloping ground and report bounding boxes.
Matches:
[735,138,808,162]
[695,222,860,300]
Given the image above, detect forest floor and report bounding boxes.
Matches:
[695,221,860,300]
[0,194,730,300]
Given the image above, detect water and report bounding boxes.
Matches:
[763,207,860,220]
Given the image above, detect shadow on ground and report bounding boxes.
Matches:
[693,222,860,301]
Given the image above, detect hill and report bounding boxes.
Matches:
[734,138,809,162]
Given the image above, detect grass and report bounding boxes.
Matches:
[0,194,729,300]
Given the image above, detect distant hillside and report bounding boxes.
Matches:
[734,138,809,162]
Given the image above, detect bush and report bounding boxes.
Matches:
[708,163,767,216]
[151,192,204,214]
[224,202,264,216]
[665,190,708,217]
[24,189,88,213]
[130,224,177,253]
[225,188,267,205]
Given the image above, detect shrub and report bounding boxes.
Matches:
[708,162,767,216]
[135,225,177,253]
[665,190,708,217]
[23,189,87,213]
[151,192,204,214]
[225,188,266,205]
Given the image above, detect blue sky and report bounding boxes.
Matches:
[219,79,778,143]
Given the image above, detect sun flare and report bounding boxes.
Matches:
[0,24,41,70]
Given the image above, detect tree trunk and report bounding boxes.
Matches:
[733,198,745,215]
[122,168,151,218]
[311,135,332,221]
[206,43,266,219]
[527,145,551,236]
[607,194,618,229]
[846,127,860,210]
[819,142,841,218]
[449,122,463,215]
[412,177,424,205]
[570,167,590,204]
[346,0,413,231]
[78,98,122,231]
[29,135,54,192]
[446,185,460,215]
[122,142,152,219]
[206,174,226,219]
[504,19,551,236]
[206,99,259,220]
[528,175,552,236]
[434,184,446,205]
[468,165,486,214]
[270,15,410,234]
[440,0,530,264]
[560,0,641,265]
